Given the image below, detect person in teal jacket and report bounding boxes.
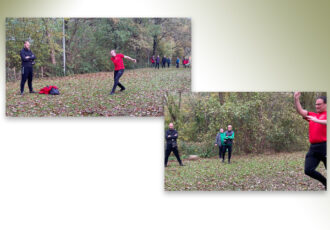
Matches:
[214,128,225,159]
[222,125,235,163]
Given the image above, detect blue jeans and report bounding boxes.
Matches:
[111,69,125,93]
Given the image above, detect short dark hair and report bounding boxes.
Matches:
[317,96,327,104]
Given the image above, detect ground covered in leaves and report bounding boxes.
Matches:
[6,68,190,117]
[165,152,327,191]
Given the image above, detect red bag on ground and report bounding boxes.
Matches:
[39,85,58,94]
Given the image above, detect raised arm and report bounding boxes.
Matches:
[124,55,136,63]
[294,92,308,118]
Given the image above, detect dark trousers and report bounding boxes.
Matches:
[176,63,179,68]
[165,146,182,166]
[218,145,224,159]
[222,145,232,162]
[304,142,327,187]
[20,66,33,93]
[111,69,125,93]
[162,62,166,68]
[155,63,159,69]
[151,63,155,67]
[167,63,170,67]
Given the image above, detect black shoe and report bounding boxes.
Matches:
[29,91,36,93]
[180,164,185,166]
[120,88,126,92]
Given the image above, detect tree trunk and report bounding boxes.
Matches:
[43,18,56,65]
[13,67,16,81]
[218,92,225,105]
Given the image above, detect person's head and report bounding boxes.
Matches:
[110,49,116,57]
[315,96,327,113]
[24,41,30,50]
[220,128,224,133]
[227,125,232,131]
[169,123,174,130]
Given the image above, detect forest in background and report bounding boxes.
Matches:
[164,92,325,157]
[6,18,191,80]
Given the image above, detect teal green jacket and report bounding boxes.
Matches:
[215,132,226,146]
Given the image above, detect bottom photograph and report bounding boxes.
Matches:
[164,92,327,191]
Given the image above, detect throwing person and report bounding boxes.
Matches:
[109,49,136,95]
[165,123,184,167]
[294,92,327,189]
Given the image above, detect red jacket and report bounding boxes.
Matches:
[39,85,58,94]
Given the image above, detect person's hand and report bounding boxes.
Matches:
[168,135,171,138]
[306,116,318,122]
[174,134,177,136]
[294,92,301,100]
[215,144,217,146]
[26,56,30,59]
[133,59,137,63]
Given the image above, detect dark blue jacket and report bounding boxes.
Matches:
[20,47,36,67]
[165,129,178,146]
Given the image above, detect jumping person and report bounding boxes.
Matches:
[165,123,184,167]
[161,55,167,68]
[20,41,36,95]
[222,125,235,163]
[155,55,160,69]
[294,92,327,189]
[109,49,136,95]
[176,57,180,68]
[215,128,225,159]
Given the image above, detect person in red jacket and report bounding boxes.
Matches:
[110,49,136,95]
[294,92,327,189]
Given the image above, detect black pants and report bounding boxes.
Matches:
[165,146,182,166]
[176,63,179,68]
[111,69,125,93]
[222,145,232,162]
[20,66,33,93]
[304,142,327,187]
[218,146,223,159]
[162,62,166,68]
[167,63,170,67]
[155,63,159,69]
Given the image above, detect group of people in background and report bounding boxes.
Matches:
[214,125,235,163]
[150,55,190,69]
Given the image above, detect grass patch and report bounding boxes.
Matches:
[165,152,326,191]
[6,68,191,117]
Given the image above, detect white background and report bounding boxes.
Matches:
[1,0,330,230]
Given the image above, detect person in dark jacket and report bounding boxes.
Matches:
[222,125,235,163]
[161,55,167,68]
[214,128,225,159]
[155,55,160,69]
[176,57,180,68]
[165,123,184,167]
[167,57,171,67]
[20,41,36,95]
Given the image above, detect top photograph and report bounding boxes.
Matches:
[5,18,191,117]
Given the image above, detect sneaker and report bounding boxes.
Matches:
[110,92,115,95]
[120,88,126,92]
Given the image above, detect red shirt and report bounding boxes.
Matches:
[111,53,125,71]
[307,111,327,144]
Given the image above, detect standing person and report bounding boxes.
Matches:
[165,123,184,167]
[222,125,235,163]
[150,56,155,68]
[20,41,36,95]
[176,57,180,68]
[155,55,160,69]
[294,92,327,189]
[109,49,136,95]
[161,55,167,68]
[182,57,185,68]
[167,57,171,68]
[214,128,225,159]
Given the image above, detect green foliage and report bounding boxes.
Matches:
[6,18,191,80]
[165,92,313,155]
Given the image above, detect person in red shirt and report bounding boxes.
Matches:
[294,92,327,189]
[110,50,136,95]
